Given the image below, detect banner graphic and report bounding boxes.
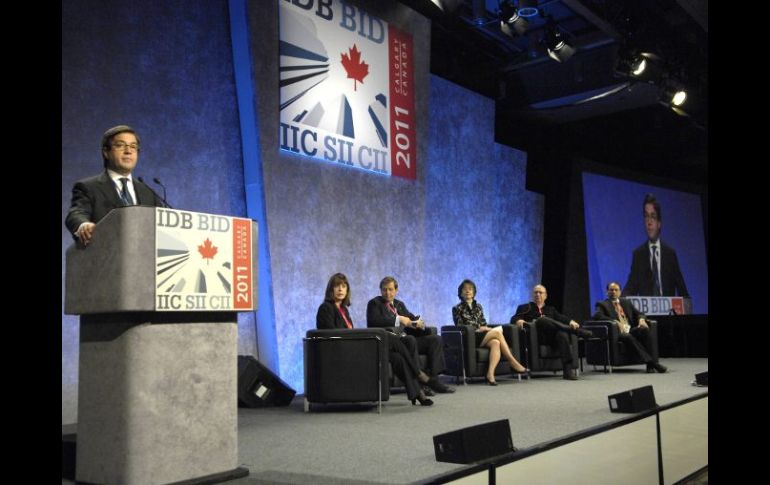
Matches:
[278,0,416,179]
[155,208,254,311]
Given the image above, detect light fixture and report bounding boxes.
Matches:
[544,20,574,63]
[499,1,529,37]
[427,0,464,14]
[616,50,664,83]
[659,78,691,116]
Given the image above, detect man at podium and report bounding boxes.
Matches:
[624,193,689,297]
[65,125,164,246]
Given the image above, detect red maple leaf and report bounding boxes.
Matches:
[340,44,369,91]
[197,238,218,264]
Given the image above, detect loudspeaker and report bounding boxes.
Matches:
[695,371,708,386]
[238,355,296,407]
[433,419,515,464]
[608,385,657,413]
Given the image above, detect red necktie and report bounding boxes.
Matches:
[614,301,626,319]
[387,302,397,315]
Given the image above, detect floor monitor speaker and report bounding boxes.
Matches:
[238,355,296,407]
[608,385,657,413]
[433,419,515,464]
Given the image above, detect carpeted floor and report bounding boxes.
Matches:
[62,357,708,484]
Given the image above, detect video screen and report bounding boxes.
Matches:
[583,172,707,315]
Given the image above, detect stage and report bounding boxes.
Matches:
[63,357,707,484]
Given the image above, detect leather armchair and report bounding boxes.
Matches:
[582,319,659,371]
[304,328,390,413]
[517,321,579,374]
[440,324,520,383]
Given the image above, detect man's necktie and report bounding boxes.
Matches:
[651,244,661,296]
[614,301,630,333]
[614,301,626,320]
[119,177,134,206]
[387,302,397,315]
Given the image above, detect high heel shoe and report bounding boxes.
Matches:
[485,376,498,386]
[412,395,434,406]
[511,366,530,379]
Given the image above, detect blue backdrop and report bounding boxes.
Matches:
[61,0,544,423]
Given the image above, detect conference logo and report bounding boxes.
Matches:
[279,0,416,179]
[154,208,254,311]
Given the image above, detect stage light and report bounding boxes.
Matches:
[544,23,574,63]
[615,50,666,86]
[428,0,464,14]
[499,1,529,37]
[659,78,693,116]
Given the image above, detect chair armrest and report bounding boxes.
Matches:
[582,320,614,340]
[442,325,478,375]
[304,328,390,403]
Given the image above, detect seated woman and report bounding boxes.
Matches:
[316,273,434,406]
[452,279,528,385]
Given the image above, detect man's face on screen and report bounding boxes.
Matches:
[644,203,661,241]
[533,286,547,306]
[607,283,621,301]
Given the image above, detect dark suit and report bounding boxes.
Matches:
[624,241,689,297]
[366,296,446,377]
[511,302,575,367]
[65,171,164,236]
[592,298,656,363]
[316,300,423,400]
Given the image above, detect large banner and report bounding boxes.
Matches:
[155,208,254,311]
[279,0,416,179]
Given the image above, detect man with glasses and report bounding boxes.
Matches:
[66,125,164,246]
[624,193,689,297]
[511,284,592,380]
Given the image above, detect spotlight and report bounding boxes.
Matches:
[544,23,574,63]
[428,0,464,13]
[659,78,691,116]
[499,1,529,37]
[616,51,664,83]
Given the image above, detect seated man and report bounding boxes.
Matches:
[366,276,454,394]
[511,284,592,380]
[592,282,667,373]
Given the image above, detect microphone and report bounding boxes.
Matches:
[152,178,169,207]
[138,177,172,208]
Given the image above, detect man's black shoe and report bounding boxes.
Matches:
[421,385,435,396]
[575,328,593,339]
[646,362,668,373]
[427,376,455,393]
[563,368,578,380]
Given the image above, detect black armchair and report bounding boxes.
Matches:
[582,319,659,372]
[304,328,390,413]
[440,324,521,383]
[517,321,579,374]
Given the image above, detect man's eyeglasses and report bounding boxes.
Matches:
[111,141,140,151]
[644,214,659,221]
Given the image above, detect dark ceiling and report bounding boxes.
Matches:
[398,0,708,185]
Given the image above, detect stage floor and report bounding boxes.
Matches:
[63,357,707,484]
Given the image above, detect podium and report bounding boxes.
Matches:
[65,206,256,485]
[626,296,693,316]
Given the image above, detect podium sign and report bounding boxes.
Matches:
[627,296,693,316]
[156,208,254,311]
